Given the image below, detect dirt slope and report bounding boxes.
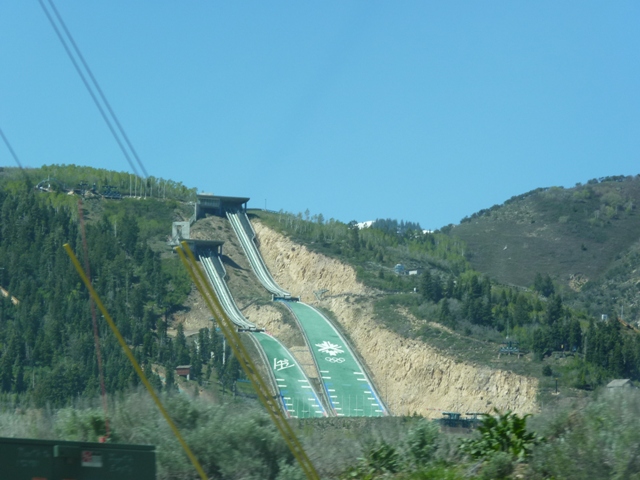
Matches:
[253,221,539,418]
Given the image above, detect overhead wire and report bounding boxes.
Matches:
[37,0,148,179]
[0,127,25,170]
[0,127,36,187]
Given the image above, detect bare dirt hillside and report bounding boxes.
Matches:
[253,220,539,418]
[169,287,213,337]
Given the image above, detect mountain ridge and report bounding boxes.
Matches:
[449,174,640,320]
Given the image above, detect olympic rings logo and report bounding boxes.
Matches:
[325,357,345,363]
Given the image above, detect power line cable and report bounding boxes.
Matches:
[37,0,139,178]
[0,127,25,170]
[46,0,148,179]
[38,0,148,179]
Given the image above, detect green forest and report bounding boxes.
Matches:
[0,166,238,407]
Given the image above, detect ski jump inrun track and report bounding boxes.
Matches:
[198,210,387,418]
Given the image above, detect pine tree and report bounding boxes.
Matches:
[545,294,563,326]
[421,271,442,303]
[438,299,452,325]
[175,324,190,366]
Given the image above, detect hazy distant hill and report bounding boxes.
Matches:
[449,175,640,293]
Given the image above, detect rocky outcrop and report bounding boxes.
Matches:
[251,225,367,303]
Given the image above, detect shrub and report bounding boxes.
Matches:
[340,442,400,479]
[54,408,112,442]
[480,451,514,480]
[460,410,543,462]
[405,419,440,468]
[529,388,640,479]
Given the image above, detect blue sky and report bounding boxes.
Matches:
[1,2,638,230]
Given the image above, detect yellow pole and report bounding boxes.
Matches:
[176,242,320,480]
[63,244,208,480]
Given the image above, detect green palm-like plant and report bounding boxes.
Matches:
[460,409,544,461]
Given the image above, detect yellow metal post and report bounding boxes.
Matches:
[175,242,320,480]
[63,244,208,480]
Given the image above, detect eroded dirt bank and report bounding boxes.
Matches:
[252,220,539,418]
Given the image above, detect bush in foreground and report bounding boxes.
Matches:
[0,391,301,480]
[528,388,640,479]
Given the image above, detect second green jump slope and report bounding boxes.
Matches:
[285,302,386,417]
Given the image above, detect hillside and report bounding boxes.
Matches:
[4,164,640,411]
[7,165,640,478]
[447,175,640,325]
[175,210,539,416]
[250,219,539,417]
[254,197,640,394]
[450,175,640,292]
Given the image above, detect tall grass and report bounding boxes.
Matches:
[528,387,640,479]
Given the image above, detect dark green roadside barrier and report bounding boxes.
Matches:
[0,437,155,480]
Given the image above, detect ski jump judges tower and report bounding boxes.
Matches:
[168,193,247,255]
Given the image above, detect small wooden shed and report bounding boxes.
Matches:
[176,365,192,380]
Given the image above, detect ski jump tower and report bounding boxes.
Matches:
[194,193,291,298]
[194,193,249,220]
